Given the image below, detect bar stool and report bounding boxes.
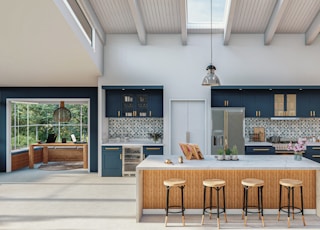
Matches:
[163,178,186,227]
[241,178,265,227]
[201,179,227,229]
[277,179,306,228]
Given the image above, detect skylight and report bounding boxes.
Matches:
[187,0,226,29]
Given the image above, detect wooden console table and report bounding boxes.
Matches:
[29,142,88,169]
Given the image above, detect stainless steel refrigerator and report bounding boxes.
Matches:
[211,107,245,155]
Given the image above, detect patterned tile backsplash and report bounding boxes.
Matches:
[245,118,320,139]
[107,118,163,139]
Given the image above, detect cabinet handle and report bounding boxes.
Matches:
[310,111,313,117]
[259,111,261,117]
[311,147,320,150]
[314,111,316,117]
[117,111,120,117]
[256,111,258,117]
[120,153,122,160]
[312,155,320,158]
[145,147,161,150]
[226,100,229,106]
[253,148,270,151]
[149,111,152,117]
[105,147,121,150]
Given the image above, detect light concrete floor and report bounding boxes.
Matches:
[0,166,320,230]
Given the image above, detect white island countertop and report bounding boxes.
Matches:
[137,155,320,170]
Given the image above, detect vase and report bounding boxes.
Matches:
[294,152,303,161]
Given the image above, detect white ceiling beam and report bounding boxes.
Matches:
[223,0,238,45]
[305,12,320,45]
[264,0,289,45]
[128,0,146,45]
[180,0,188,45]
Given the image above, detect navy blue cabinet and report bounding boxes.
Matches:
[103,86,163,118]
[243,90,273,117]
[245,146,275,155]
[304,146,320,163]
[102,146,122,177]
[297,90,320,117]
[211,89,243,107]
[143,146,163,159]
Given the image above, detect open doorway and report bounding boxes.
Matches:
[6,98,90,172]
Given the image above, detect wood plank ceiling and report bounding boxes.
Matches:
[88,0,320,45]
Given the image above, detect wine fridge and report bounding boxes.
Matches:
[122,145,143,176]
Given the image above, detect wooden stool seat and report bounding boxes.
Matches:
[203,179,226,188]
[241,178,264,187]
[279,179,303,187]
[164,178,186,227]
[241,178,265,227]
[164,178,186,187]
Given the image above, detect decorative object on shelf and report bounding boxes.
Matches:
[288,138,306,161]
[178,156,184,163]
[225,148,231,160]
[148,132,162,143]
[53,101,71,122]
[202,0,221,86]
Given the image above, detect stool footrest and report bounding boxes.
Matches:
[204,206,226,216]
[279,206,303,215]
[166,206,185,214]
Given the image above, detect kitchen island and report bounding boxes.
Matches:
[136,155,320,222]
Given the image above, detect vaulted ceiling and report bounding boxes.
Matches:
[90,0,320,45]
[0,0,319,87]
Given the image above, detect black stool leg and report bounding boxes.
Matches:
[287,187,291,228]
[180,185,185,226]
[209,187,213,219]
[201,185,206,225]
[260,186,265,227]
[242,186,245,220]
[223,186,227,222]
[244,186,249,226]
[165,186,170,227]
[216,187,220,228]
[301,186,306,226]
[292,187,295,220]
[278,184,282,221]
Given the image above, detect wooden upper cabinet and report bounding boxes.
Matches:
[274,94,296,117]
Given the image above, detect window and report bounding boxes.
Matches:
[187,0,226,29]
[11,101,88,151]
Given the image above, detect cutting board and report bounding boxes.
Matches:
[254,127,265,142]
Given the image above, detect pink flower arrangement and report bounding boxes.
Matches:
[287,138,307,153]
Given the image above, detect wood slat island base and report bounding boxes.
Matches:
[136,155,320,222]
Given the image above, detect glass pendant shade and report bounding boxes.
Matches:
[202,64,220,86]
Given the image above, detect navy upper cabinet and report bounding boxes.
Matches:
[211,89,243,107]
[297,89,320,117]
[243,90,273,117]
[103,86,163,118]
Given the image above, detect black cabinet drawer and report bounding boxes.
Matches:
[245,146,275,155]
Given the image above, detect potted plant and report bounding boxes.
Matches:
[217,148,224,160]
[231,145,238,160]
[225,148,231,160]
[148,132,162,143]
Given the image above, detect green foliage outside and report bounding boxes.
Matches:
[11,103,88,150]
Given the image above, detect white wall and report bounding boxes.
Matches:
[99,33,320,154]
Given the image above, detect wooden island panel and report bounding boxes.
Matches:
[143,169,316,209]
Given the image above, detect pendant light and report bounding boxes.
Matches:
[202,0,221,86]
[53,101,71,122]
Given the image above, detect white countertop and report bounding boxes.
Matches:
[137,155,320,170]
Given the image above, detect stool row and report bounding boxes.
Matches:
[164,178,306,228]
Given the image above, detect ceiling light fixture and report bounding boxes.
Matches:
[202,0,221,86]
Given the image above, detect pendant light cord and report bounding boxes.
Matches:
[210,0,213,65]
